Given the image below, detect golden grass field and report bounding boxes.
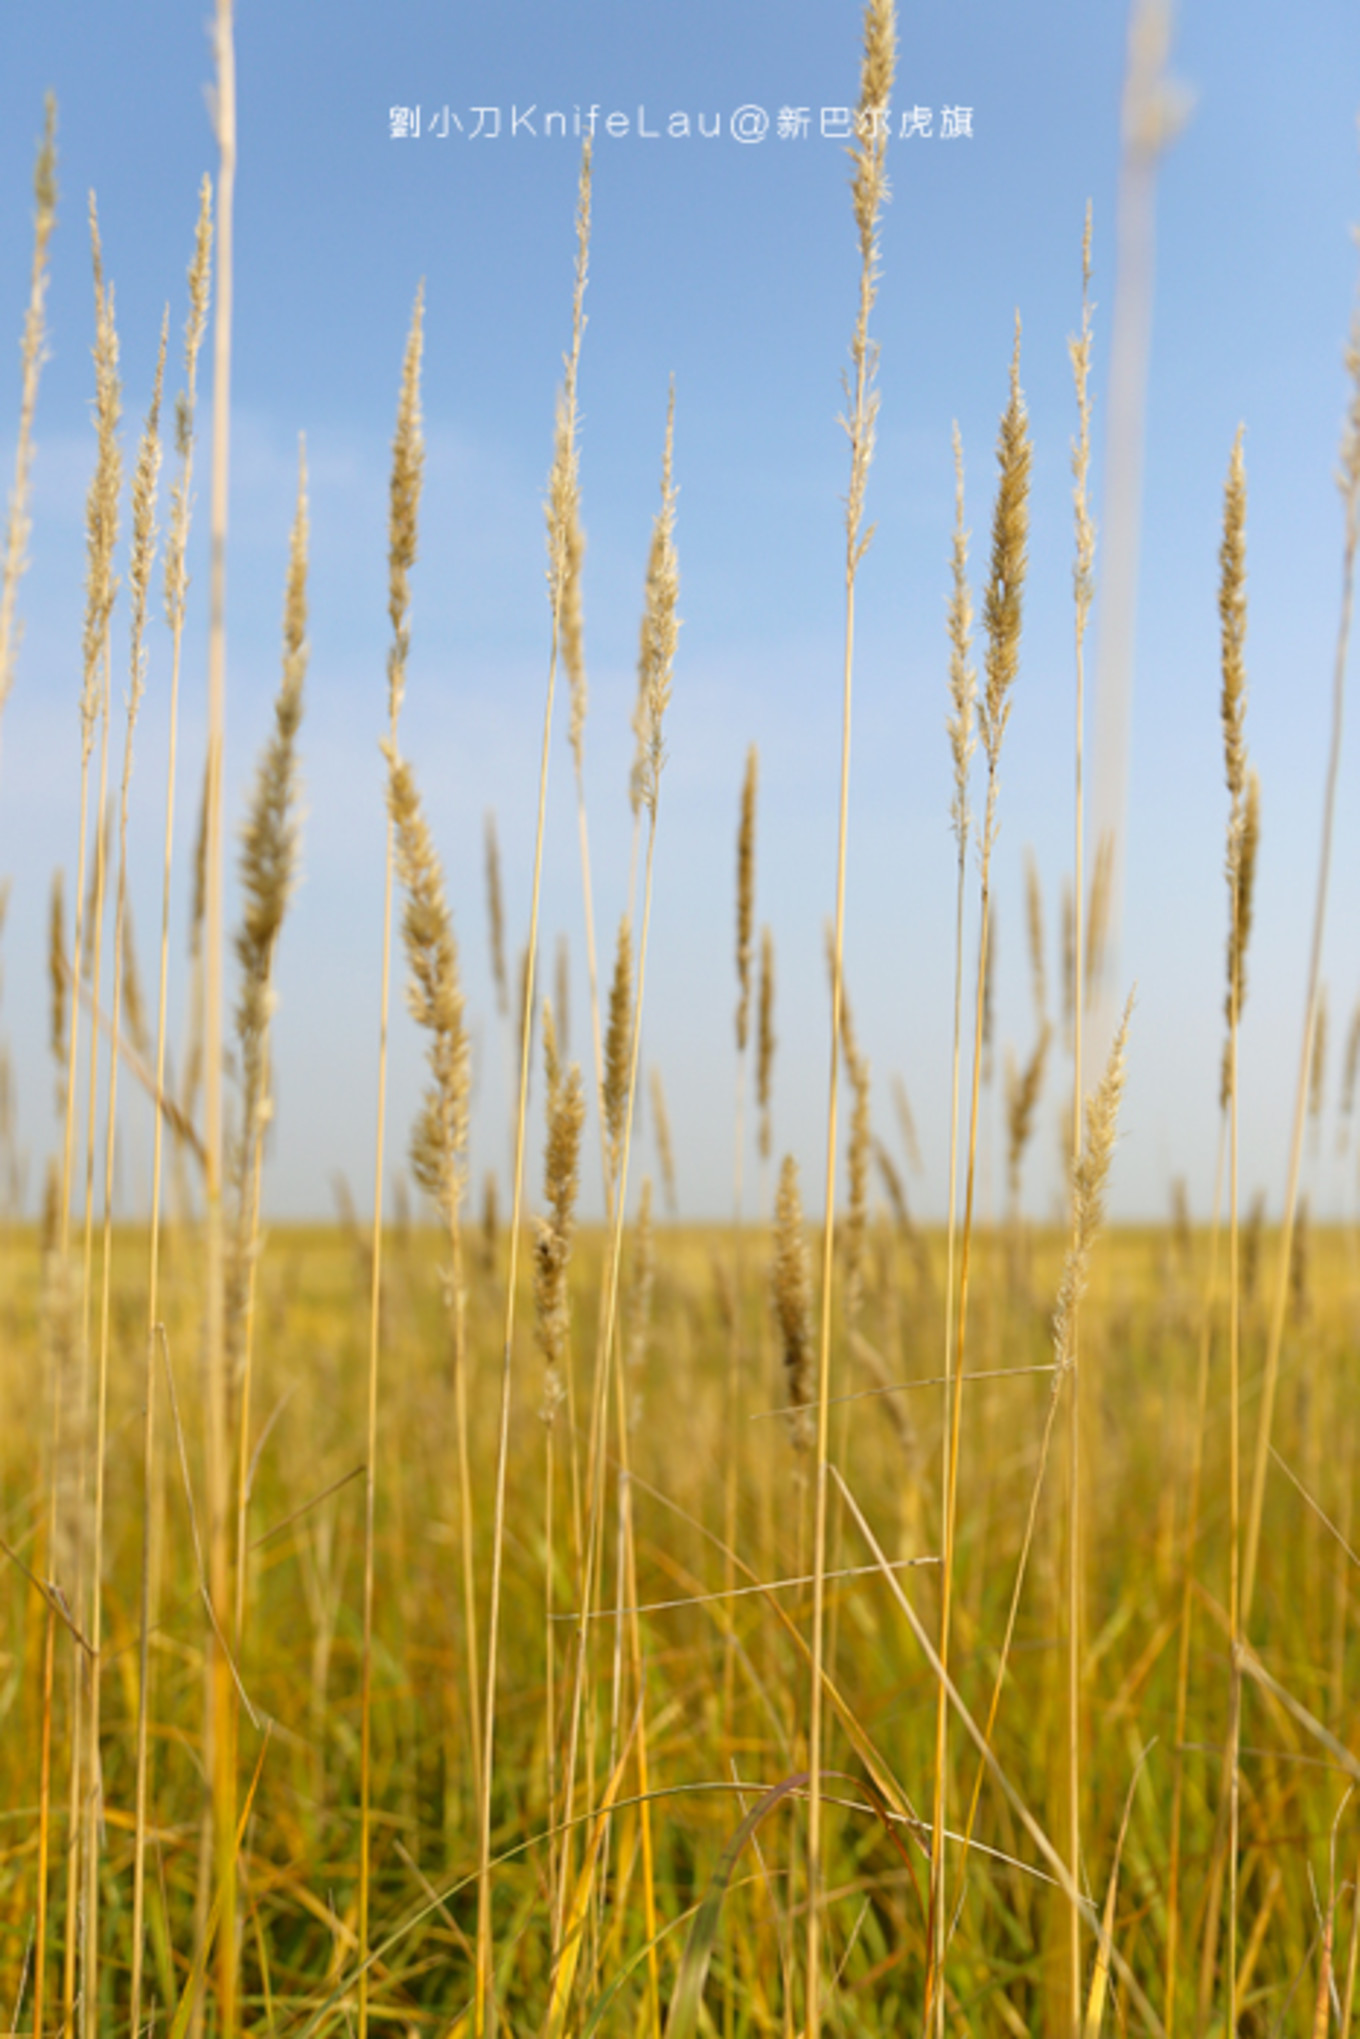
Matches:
[3,0,1360,2032]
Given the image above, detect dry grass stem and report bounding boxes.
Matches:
[0,95,57,757]
[360,282,424,2039]
[649,1065,677,1217]
[809,8,895,2028]
[757,927,776,1166]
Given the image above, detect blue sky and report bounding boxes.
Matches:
[1,0,1358,1226]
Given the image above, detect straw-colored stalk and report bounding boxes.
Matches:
[230,441,309,1650]
[1064,203,1097,2036]
[757,926,776,1167]
[808,8,895,2027]
[724,744,758,1732]
[534,999,584,1933]
[200,6,238,2028]
[931,430,975,2010]
[479,147,600,2039]
[932,319,1030,2035]
[359,282,423,2039]
[129,174,211,2039]
[1215,423,1251,2034]
[385,738,483,1920]
[87,310,164,2039]
[557,393,677,2037]
[63,195,121,2039]
[953,995,1132,1896]
[0,95,56,772]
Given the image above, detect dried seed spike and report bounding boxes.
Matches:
[736,744,757,1054]
[979,317,1031,781]
[772,1154,814,1454]
[387,285,425,732]
[603,915,633,1181]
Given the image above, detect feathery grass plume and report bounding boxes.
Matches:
[1220,430,1249,816]
[626,1176,655,1423]
[534,999,585,1404]
[232,447,308,1184]
[547,140,591,769]
[1025,849,1047,1029]
[603,916,633,1186]
[981,906,996,1086]
[554,934,570,1062]
[387,292,425,733]
[484,811,508,1019]
[757,926,775,1164]
[1084,831,1113,1013]
[1340,1000,1360,1146]
[49,870,66,1117]
[1309,984,1328,1132]
[773,1156,815,1455]
[979,321,1032,800]
[1070,201,1098,636]
[736,745,757,1053]
[227,434,308,1589]
[165,179,211,638]
[825,930,872,1324]
[874,1138,909,1231]
[1052,995,1133,1374]
[0,95,57,742]
[386,753,469,1223]
[947,423,977,852]
[635,388,680,825]
[891,1073,922,1175]
[1005,1023,1052,1214]
[649,1064,677,1217]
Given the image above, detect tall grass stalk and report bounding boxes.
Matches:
[86,316,164,2029]
[1216,425,1252,2036]
[0,95,56,782]
[934,317,1030,2032]
[557,392,677,2035]
[359,284,424,2039]
[808,9,894,2029]
[67,197,121,2039]
[1066,204,1096,2037]
[130,176,211,2039]
[928,420,974,2039]
[477,147,596,2038]
[202,5,238,2028]
[724,743,757,1731]
[1241,278,1360,1633]
[230,440,309,1653]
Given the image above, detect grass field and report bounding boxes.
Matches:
[3,0,1360,2032]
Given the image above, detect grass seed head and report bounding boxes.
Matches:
[773,1154,815,1454]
